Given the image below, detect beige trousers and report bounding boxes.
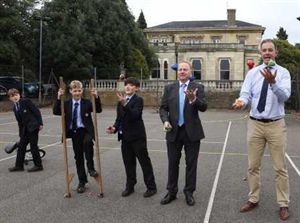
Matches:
[247,118,290,207]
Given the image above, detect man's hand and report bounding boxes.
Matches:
[163,121,172,132]
[185,88,198,102]
[260,67,277,84]
[232,99,244,109]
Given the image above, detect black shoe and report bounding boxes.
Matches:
[144,189,157,198]
[77,183,86,193]
[27,166,43,172]
[88,170,98,178]
[160,192,177,205]
[121,188,134,197]
[184,191,195,206]
[8,166,24,172]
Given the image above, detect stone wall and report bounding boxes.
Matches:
[95,90,239,109]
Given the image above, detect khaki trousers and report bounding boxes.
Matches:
[247,118,290,207]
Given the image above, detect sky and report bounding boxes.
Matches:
[125,0,300,45]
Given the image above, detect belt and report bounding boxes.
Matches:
[250,116,282,123]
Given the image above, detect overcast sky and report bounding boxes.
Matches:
[126,0,300,45]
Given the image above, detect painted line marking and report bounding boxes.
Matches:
[286,153,300,177]
[204,121,232,223]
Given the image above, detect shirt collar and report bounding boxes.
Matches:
[262,63,276,70]
[126,94,134,100]
[179,80,190,87]
[72,99,81,105]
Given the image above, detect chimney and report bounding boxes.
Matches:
[227,9,236,27]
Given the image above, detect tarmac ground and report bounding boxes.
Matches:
[0,108,299,223]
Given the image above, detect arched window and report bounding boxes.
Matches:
[164,61,168,79]
[151,60,160,79]
[191,59,202,80]
[220,59,230,80]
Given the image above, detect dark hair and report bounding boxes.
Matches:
[124,77,140,87]
[260,39,277,51]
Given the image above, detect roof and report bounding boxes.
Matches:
[145,20,263,30]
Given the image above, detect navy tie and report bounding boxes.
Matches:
[257,79,268,113]
[72,102,79,130]
[178,84,186,126]
[15,102,20,112]
[15,102,21,117]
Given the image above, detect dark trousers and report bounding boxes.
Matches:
[16,128,42,168]
[166,125,200,194]
[70,128,95,184]
[121,138,156,190]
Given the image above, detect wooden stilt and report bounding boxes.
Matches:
[59,77,74,198]
[90,79,104,197]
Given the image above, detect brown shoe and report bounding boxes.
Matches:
[279,207,289,221]
[240,201,258,212]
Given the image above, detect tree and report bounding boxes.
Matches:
[0,0,38,76]
[275,39,300,75]
[137,10,147,29]
[276,27,288,40]
[40,0,154,81]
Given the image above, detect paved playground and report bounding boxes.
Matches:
[0,108,299,223]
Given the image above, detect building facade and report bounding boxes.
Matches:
[144,9,265,81]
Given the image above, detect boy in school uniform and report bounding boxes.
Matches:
[7,88,44,172]
[106,77,157,197]
[53,80,102,193]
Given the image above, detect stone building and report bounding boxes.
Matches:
[144,9,265,81]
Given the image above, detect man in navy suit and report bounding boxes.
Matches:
[7,88,44,172]
[53,80,102,193]
[159,61,207,206]
[106,77,157,198]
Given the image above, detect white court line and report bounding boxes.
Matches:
[203,121,232,223]
[0,115,54,126]
[0,141,66,163]
[286,153,300,177]
[0,132,225,144]
[0,156,16,162]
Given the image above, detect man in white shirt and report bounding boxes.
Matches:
[233,39,291,221]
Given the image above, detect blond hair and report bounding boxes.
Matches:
[69,80,83,89]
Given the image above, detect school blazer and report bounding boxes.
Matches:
[53,97,102,138]
[113,94,146,142]
[14,98,43,136]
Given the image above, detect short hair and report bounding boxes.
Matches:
[179,61,192,70]
[7,88,19,97]
[124,77,140,87]
[69,80,83,89]
[260,39,277,51]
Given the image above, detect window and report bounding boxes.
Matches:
[191,59,202,80]
[152,39,159,46]
[151,60,160,79]
[211,36,222,43]
[184,39,190,44]
[164,61,168,79]
[161,38,167,46]
[213,38,221,43]
[220,59,230,80]
[237,35,247,45]
[194,39,200,44]
[238,37,246,44]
